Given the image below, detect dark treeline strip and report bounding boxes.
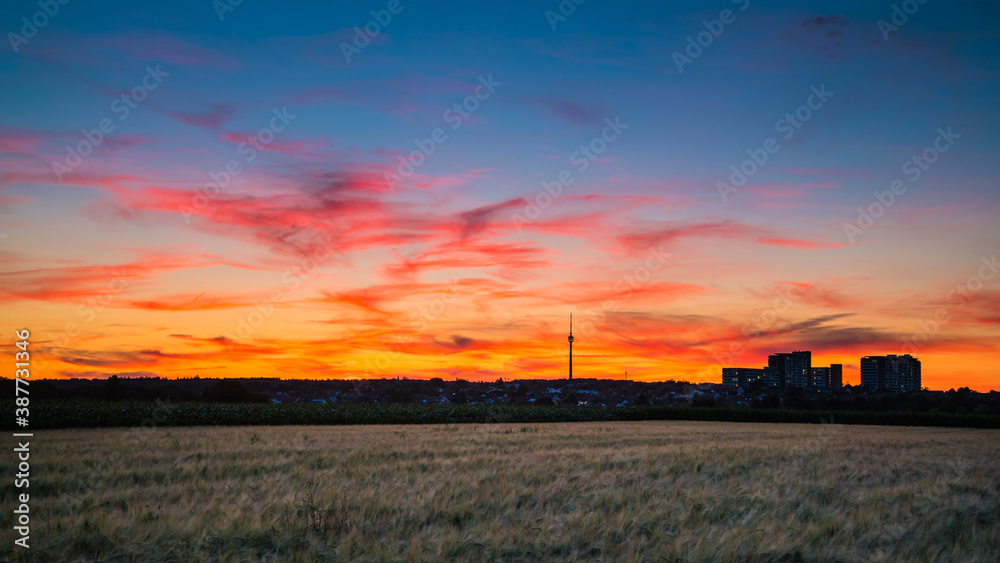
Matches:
[4,400,999,430]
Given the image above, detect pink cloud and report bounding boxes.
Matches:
[382,240,552,281]
[757,237,847,250]
[0,127,46,155]
[0,195,34,205]
[0,253,220,304]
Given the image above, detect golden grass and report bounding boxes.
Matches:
[3,421,998,562]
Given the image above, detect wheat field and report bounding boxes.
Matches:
[2,421,998,562]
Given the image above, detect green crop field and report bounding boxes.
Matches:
[2,421,998,562]
[4,399,1000,430]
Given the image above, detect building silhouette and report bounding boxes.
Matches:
[861,354,921,391]
[721,367,769,389]
[768,350,812,387]
[722,350,842,389]
[811,365,843,388]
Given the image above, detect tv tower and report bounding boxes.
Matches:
[568,314,574,380]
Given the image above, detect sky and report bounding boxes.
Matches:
[1,0,998,390]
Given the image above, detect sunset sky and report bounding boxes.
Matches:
[2,0,998,390]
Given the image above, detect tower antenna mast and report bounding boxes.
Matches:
[568,314,574,380]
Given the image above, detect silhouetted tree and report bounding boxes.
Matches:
[755,394,781,409]
[784,387,810,410]
[103,374,126,401]
[691,395,715,408]
[201,380,268,403]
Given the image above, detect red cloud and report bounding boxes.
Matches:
[0,253,220,304]
[383,240,552,281]
[746,281,871,310]
[126,291,260,311]
[539,281,707,307]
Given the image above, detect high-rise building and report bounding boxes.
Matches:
[860,356,884,389]
[721,351,845,389]
[810,364,844,388]
[722,367,766,388]
[762,366,781,387]
[861,355,920,391]
[811,367,830,387]
[860,356,883,389]
[829,364,843,389]
[768,350,811,387]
